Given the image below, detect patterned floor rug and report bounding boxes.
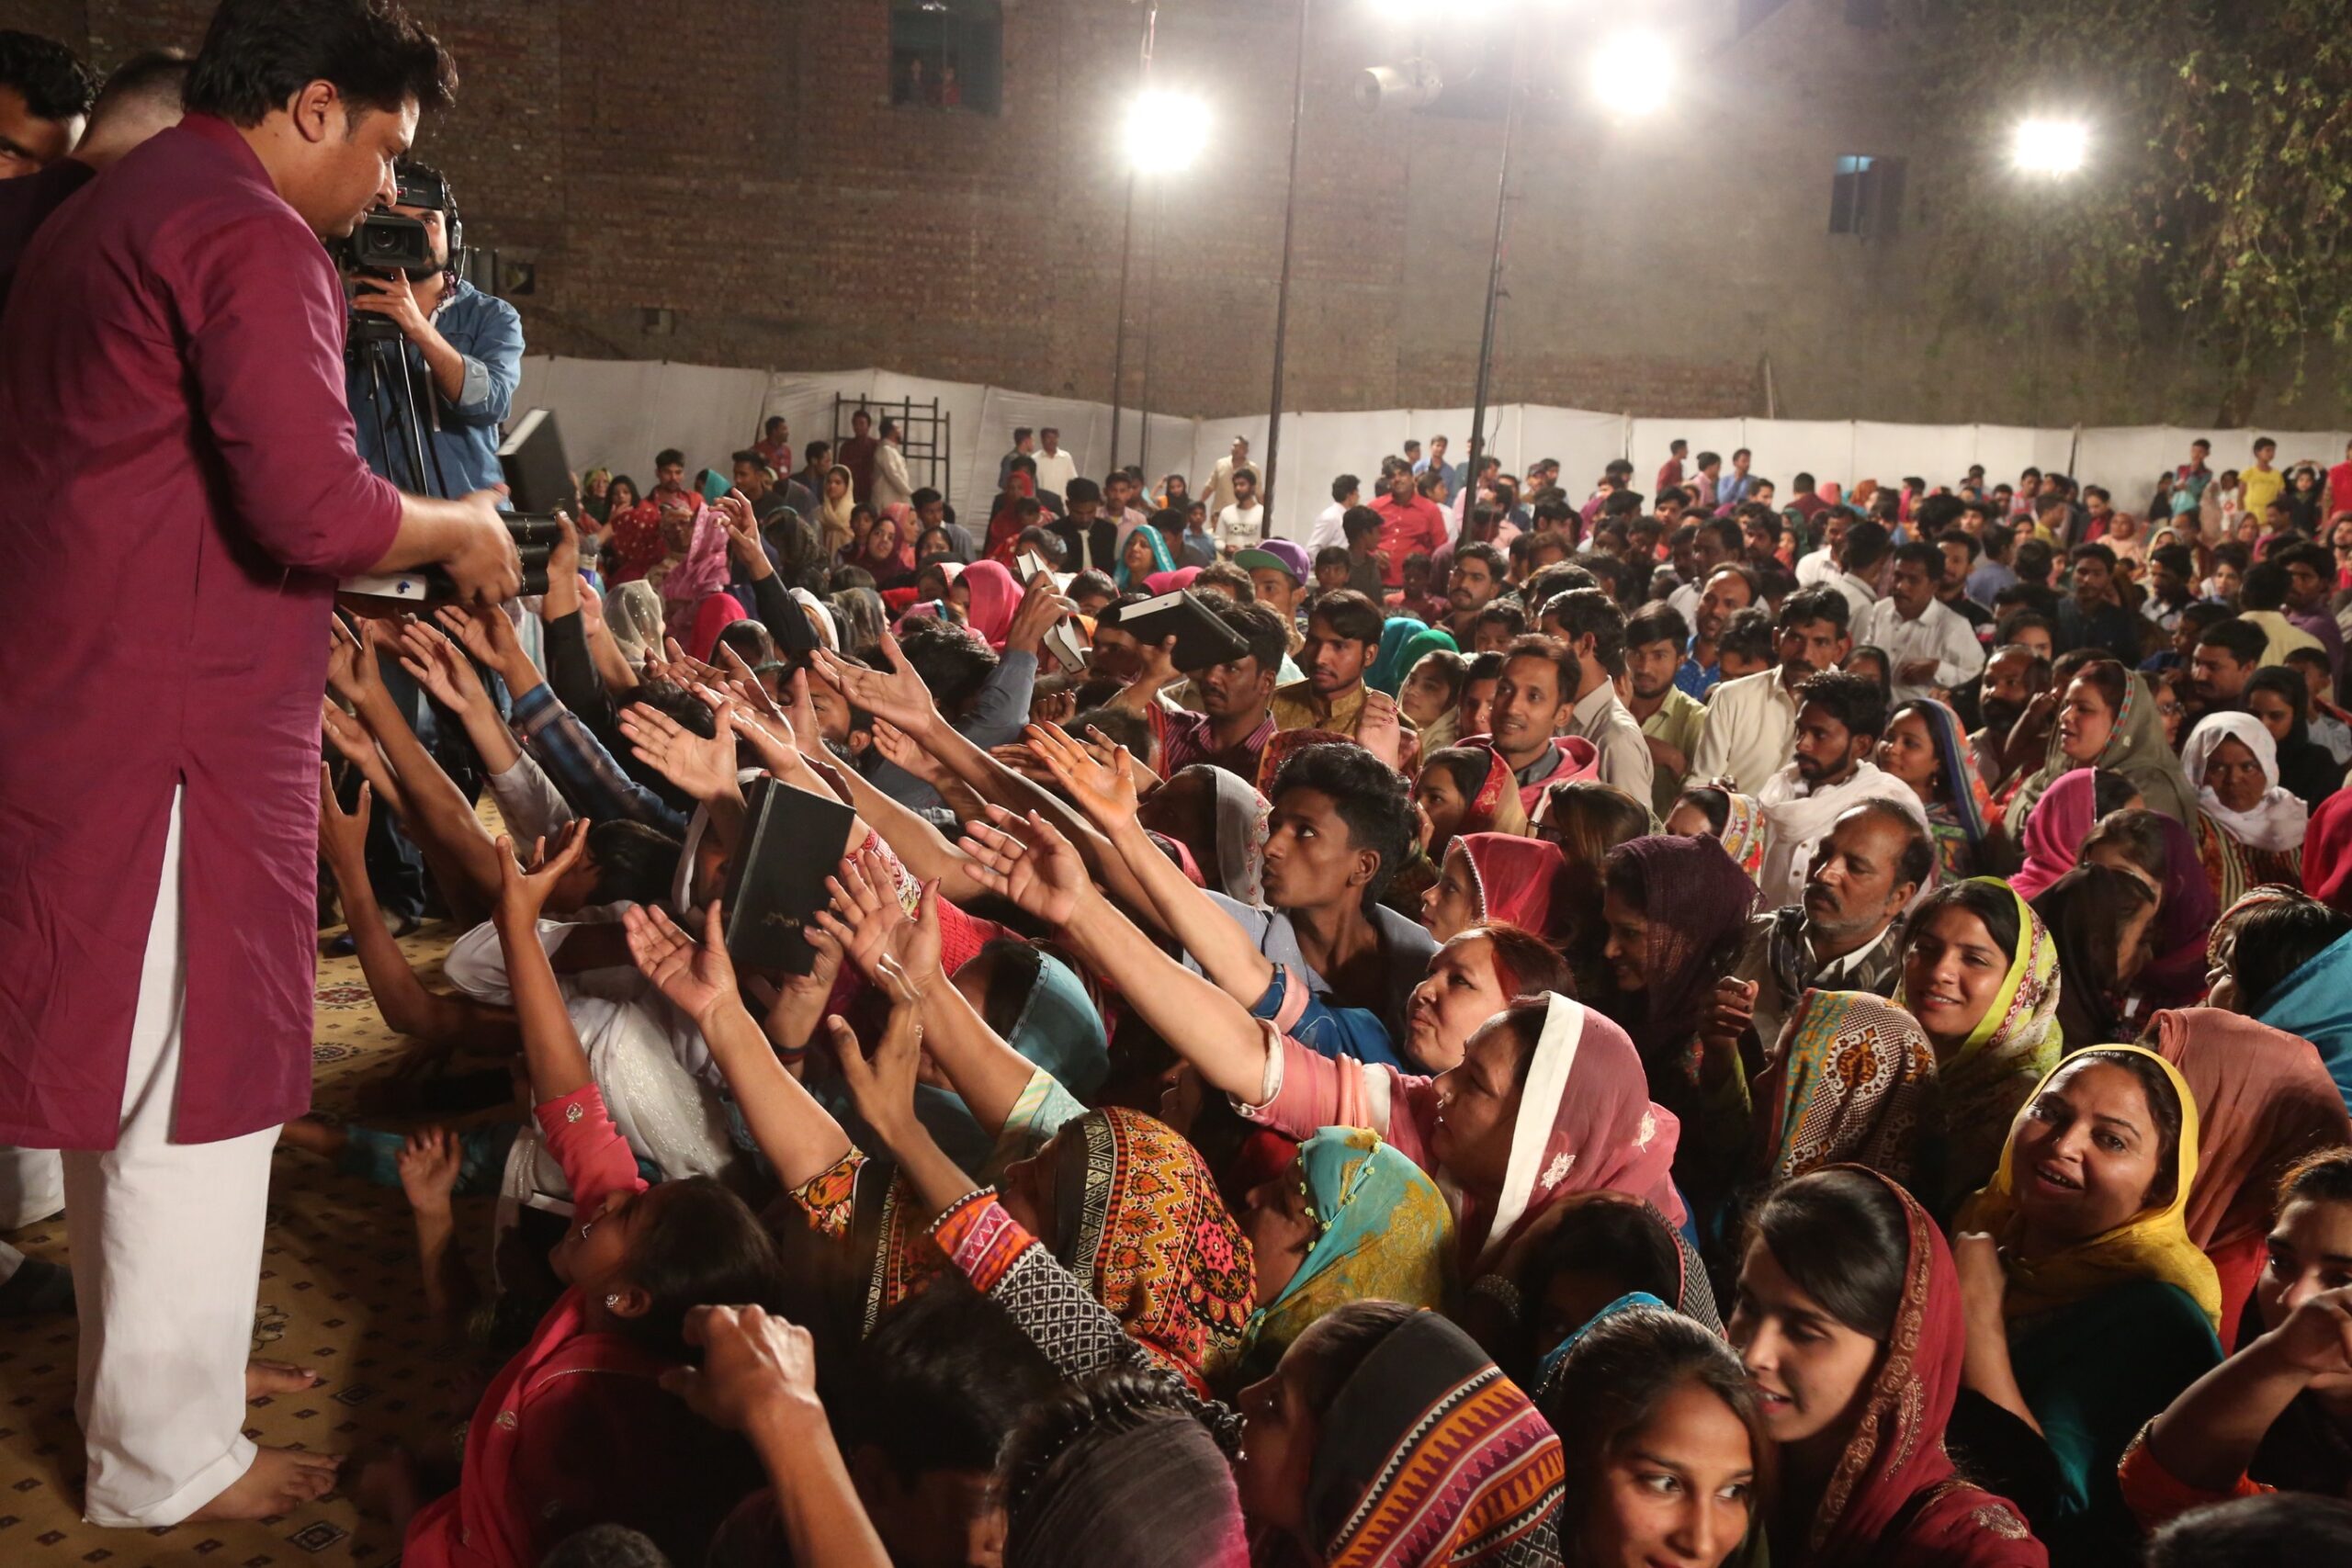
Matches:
[0,919,492,1566]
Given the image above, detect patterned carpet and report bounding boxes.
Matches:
[0,919,492,1566]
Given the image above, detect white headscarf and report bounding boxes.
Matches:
[2183,710,2308,852]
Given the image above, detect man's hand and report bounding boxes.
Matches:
[1004,571,1064,656]
[660,1304,826,1438]
[955,807,1089,927]
[620,687,741,804]
[317,762,370,870]
[1132,634,1182,694]
[826,973,927,1151]
[394,619,490,717]
[493,822,587,928]
[623,902,741,1028]
[869,717,945,784]
[348,269,432,342]
[326,614,390,708]
[543,511,582,618]
[442,490,524,606]
[434,600,527,682]
[1025,720,1136,829]
[1358,688,1404,770]
[717,490,771,579]
[816,849,919,986]
[1898,659,1941,686]
[812,628,939,738]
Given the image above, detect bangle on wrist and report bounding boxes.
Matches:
[1469,1273,1523,1317]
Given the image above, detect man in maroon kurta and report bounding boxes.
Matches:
[0,2,514,1528]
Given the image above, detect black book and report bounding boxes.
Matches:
[1116,587,1250,672]
[498,407,574,514]
[722,777,856,974]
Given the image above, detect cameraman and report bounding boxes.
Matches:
[344,158,521,496]
[0,0,514,1530]
[340,159,521,936]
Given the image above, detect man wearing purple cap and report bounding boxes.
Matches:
[1237,539,1311,669]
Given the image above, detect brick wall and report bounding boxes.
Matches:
[27,0,2342,429]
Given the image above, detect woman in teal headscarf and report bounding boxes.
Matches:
[1365,615,1434,696]
[1114,522,1176,591]
[1236,1127,1454,1379]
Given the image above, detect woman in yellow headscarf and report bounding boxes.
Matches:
[1951,1045,2224,1563]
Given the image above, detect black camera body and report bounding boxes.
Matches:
[340,210,435,343]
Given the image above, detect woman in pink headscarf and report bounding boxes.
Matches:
[955,558,1023,651]
[652,497,741,660]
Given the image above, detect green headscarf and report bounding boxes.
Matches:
[1366,616,1432,695]
[1240,1128,1454,1378]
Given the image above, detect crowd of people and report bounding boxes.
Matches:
[10,6,2352,1564]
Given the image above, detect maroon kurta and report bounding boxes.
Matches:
[0,114,402,1147]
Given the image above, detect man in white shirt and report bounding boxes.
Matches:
[1202,434,1255,516]
[1546,589,1655,806]
[1830,518,1891,626]
[1032,426,1079,499]
[1754,671,1932,908]
[1667,517,1744,627]
[1215,467,1266,554]
[870,417,916,511]
[1858,540,1986,705]
[1308,472,1361,551]
[1688,585,1854,795]
[1794,507,1853,588]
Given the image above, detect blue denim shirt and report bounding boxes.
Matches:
[345,277,524,498]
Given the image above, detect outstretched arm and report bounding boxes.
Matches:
[492,826,596,1104]
[957,810,1271,1105]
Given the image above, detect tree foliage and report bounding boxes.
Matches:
[1907,0,2352,421]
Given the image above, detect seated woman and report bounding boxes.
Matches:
[1662,782,1770,885]
[1233,1126,1453,1380]
[1730,1168,2046,1566]
[956,808,1684,1277]
[1952,1047,2225,1562]
[2080,807,2216,1010]
[386,833,793,1567]
[1596,834,1762,1114]
[1421,831,1569,945]
[2245,667,2341,813]
[848,507,917,592]
[2005,661,2199,832]
[2144,1007,2352,1342]
[1878,697,1997,882]
[1895,879,2064,1212]
[1399,644,1468,753]
[826,978,1566,1568]
[2185,710,2310,902]
[2007,767,2143,901]
[2028,864,2159,1053]
[1474,1191,1719,1387]
[1412,742,1529,856]
[1538,1303,1768,1568]
[1536,780,1653,991]
[2217,890,2352,1111]
[2120,1146,2352,1530]
[1115,521,1176,591]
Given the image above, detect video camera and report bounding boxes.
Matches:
[339,513,567,605]
[338,166,451,343]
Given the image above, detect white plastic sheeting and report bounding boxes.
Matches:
[510,355,2349,536]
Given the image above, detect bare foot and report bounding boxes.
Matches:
[245,1360,322,1400]
[185,1446,343,1523]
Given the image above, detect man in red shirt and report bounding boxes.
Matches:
[2327,436,2352,521]
[1368,462,1449,588]
[0,1,515,1527]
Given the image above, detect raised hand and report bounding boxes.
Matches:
[620,688,740,802]
[394,619,489,716]
[810,627,936,736]
[623,901,740,1026]
[1004,570,1065,654]
[1358,688,1404,770]
[660,1304,825,1438]
[320,698,378,771]
[2266,1284,2352,1381]
[660,637,723,688]
[814,849,913,984]
[325,613,389,706]
[494,823,588,927]
[726,704,802,782]
[716,490,769,576]
[395,1126,464,1214]
[780,667,825,755]
[826,980,925,1149]
[317,762,369,869]
[434,600,525,679]
[1024,720,1136,827]
[955,807,1089,926]
[718,643,786,721]
[868,717,944,784]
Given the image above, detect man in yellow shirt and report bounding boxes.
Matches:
[2239,435,2285,519]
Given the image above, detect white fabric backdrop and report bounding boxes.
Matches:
[512,356,2346,537]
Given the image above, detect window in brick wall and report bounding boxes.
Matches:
[1828,154,1905,239]
[890,0,1002,115]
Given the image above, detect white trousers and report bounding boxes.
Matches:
[59,787,277,1527]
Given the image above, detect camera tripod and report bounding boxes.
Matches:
[349,318,450,504]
